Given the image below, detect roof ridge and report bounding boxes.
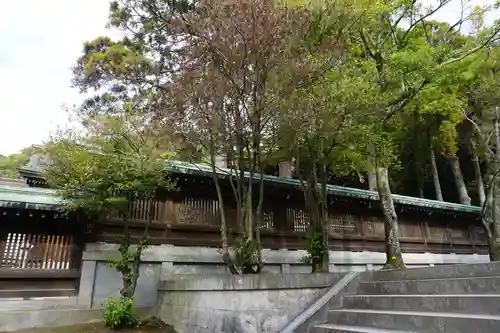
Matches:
[14,159,482,214]
[165,160,482,214]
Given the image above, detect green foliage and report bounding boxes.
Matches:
[0,153,28,178]
[45,111,175,298]
[301,231,328,272]
[103,297,138,329]
[0,146,45,179]
[72,0,500,268]
[45,113,174,217]
[233,233,262,274]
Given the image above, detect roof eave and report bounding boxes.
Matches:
[9,160,482,215]
[0,200,61,211]
[165,161,482,215]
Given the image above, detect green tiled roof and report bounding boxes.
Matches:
[165,160,482,214]
[0,185,61,211]
[9,160,482,214]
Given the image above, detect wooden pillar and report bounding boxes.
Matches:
[0,229,6,268]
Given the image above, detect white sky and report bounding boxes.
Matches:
[0,0,497,156]
[0,0,115,155]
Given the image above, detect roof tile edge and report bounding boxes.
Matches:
[164,160,482,214]
[6,160,482,215]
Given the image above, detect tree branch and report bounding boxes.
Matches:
[441,26,500,66]
[401,0,453,42]
[359,29,376,59]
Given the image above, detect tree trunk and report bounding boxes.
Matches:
[255,168,265,267]
[317,158,329,273]
[376,166,405,269]
[368,172,377,190]
[367,152,377,190]
[488,175,500,261]
[484,115,500,261]
[472,154,486,207]
[469,138,485,207]
[448,155,471,205]
[120,200,154,298]
[117,213,133,299]
[308,189,329,273]
[210,152,238,275]
[118,242,133,298]
[429,143,443,201]
[296,151,329,273]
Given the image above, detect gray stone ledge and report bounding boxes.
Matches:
[82,243,489,265]
[159,273,344,291]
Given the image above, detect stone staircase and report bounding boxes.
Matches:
[311,262,500,333]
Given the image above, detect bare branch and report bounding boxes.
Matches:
[401,0,453,42]
[441,26,500,66]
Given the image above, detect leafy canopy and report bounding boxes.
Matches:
[45,112,174,216]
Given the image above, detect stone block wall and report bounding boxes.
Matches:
[157,273,344,333]
[77,242,489,309]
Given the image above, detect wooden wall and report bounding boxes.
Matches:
[0,175,487,299]
[90,175,488,255]
[0,210,83,298]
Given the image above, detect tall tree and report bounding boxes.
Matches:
[45,110,173,298]
[74,0,500,268]
[462,47,500,259]
[161,0,344,273]
[276,53,373,271]
[346,0,500,267]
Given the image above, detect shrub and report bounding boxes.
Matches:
[103,296,138,329]
[233,232,262,274]
[301,231,328,272]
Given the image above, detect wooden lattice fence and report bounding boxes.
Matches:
[0,213,83,298]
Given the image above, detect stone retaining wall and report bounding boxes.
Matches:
[156,273,344,333]
[76,243,489,309]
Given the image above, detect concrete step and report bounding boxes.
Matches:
[365,261,500,282]
[343,294,500,315]
[311,324,417,333]
[327,309,500,333]
[358,276,500,294]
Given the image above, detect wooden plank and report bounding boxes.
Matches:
[61,236,72,270]
[4,233,12,267]
[95,222,479,250]
[0,231,7,268]
[54,235,64,269]
[20,233,30,269]
[15,233,23,268]
[0,275,79,298]
[34,234,43,269]
[0,269,80,279]
[42,235,52,269]
[0,289,76,298]
[9,233,18,268]
[48,235,58,269]
[72,233,83,270]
